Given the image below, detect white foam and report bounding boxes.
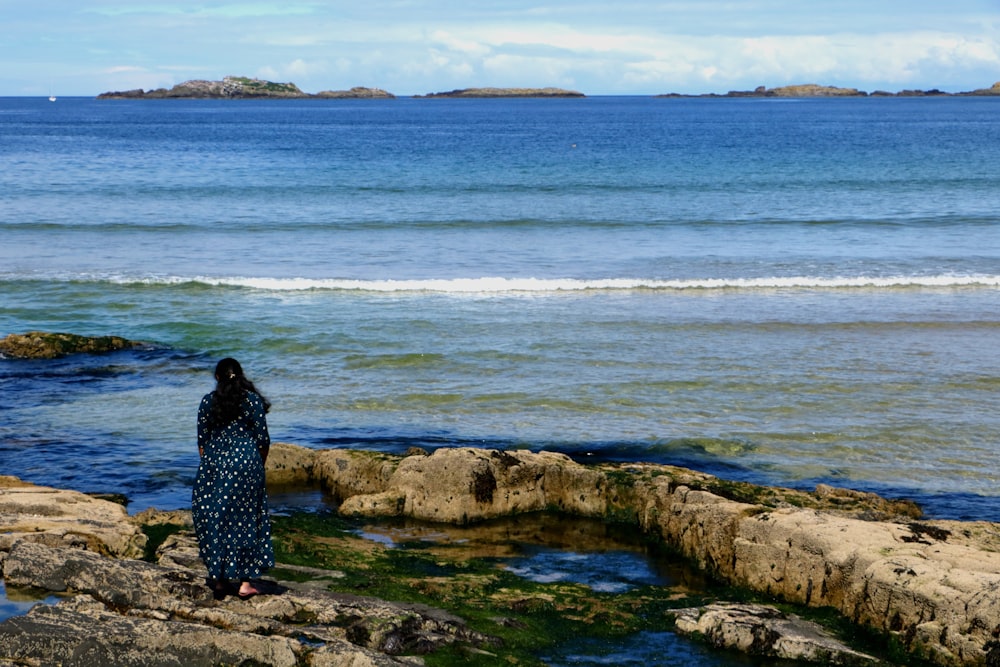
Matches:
[138,274,1000,293]
[6,272,1000,293]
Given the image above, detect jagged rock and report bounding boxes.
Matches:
[0,331,144,359]
[311,446,915,524]
[672,602,879,665]
[267,441,318,485]
[0,600,304,667]
[0,478,145,557]
[5,444,1000,666]
[331,447,578,522]
[274,444,1000,666]
[0,540,493,665]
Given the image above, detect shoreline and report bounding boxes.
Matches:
[6,444,998,665]
[260,443,1000,666]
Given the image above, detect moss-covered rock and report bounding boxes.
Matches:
[0,331,143,359]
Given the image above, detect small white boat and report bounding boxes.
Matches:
[49,95,57,102]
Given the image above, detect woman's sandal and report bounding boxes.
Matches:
[237,584,260,599]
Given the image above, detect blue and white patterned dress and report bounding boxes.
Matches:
[192,390,274,582]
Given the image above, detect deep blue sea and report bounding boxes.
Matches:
[2,94,1000,665]
[2,95,1000,520]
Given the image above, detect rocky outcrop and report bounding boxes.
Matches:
[97,77,396,100]
[657,81,1000,98]
[0,331,145,359]
[889,89,951,97]
[673,603,880,665]
[659,83,868,98]
[416,87,585,98]
[0,476,146,557]
[269,444,1000,667]
[766,84,867,97]
[961,81,1000,96]
[289,445,917,523]
[315,86,395,99]
[98,76,306,99]
[4,446,1000,665]
[98,79,1000,101]
[1,539,492,666]
[1,474,878,666]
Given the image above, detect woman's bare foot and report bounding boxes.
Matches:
[237,582,260,599]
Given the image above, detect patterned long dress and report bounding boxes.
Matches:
[192,390,275,582]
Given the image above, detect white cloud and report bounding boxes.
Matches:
[87,3,316,18]
[105,65,146,74]
[621,59,697,87]
[6,1,1000,95]
[482,54,578,87]
[286,58,321,77]
[430,31,491,57]
[95,66,176,92]
[256,66,279,80]
[253,59,327,86]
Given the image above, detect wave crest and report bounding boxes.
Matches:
[34,273,1000,293]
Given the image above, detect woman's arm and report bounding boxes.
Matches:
[196,394,212,458]
[250,392,271,464]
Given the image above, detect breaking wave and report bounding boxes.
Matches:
[6,273,1000,294]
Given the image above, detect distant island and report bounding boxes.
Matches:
[657,81,1000,98]
[414,87,585,98]
[96,76,1000,100]
[96,76,394,100]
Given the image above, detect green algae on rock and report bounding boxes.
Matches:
[262,444,1000,667]
[0,331,144,359]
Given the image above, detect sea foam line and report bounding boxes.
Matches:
[109,274,1000,293]
[4,273,1000,293]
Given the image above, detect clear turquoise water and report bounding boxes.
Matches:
[2,95,1000,522]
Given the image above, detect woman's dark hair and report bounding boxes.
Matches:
[209,357,271,426]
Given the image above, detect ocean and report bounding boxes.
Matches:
[2,93,1000,665]
[2,95,999,521]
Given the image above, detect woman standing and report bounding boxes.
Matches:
[192,357,274,599]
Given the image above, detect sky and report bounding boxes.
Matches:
[2,1,999,97]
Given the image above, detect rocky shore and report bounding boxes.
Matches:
[3,444,1000,665]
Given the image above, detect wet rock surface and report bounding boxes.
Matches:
[277,444,1000,666]
[673,602,880,665]
[1,538,494,666]
[0,476,146,557]
[4,444,1000,665]
[0,331,145,359]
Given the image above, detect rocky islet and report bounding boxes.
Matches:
[94,76,1000,99]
